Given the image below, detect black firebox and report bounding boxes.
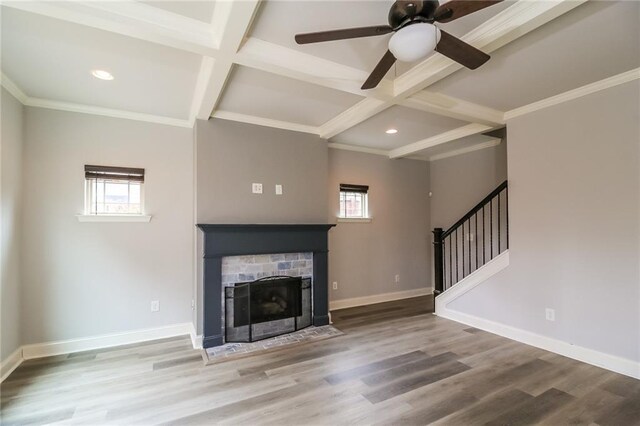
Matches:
[225,276,312,343]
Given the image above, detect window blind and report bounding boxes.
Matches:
[340,184,369,194]
[85,165,145,183]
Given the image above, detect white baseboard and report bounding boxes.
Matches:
[437,307,640,380]
[189,323,203,350]
[435,251,510,312]
[1,347,24,382]
[21,323,194,360]
[330,287,432,311]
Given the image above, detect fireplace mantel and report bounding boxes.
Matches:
[197,223,335,348]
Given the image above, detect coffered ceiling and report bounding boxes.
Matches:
[2,0,638,160]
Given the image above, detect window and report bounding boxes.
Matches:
[84,165,144,215]
[339,184,369,219]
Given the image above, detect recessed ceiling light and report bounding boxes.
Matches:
[385,128,398,134]
[91,69,114,81]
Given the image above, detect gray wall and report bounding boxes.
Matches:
[1,89,24,361]
[195,118,329,333]
[449,81,640,362]
[328,149,431,301]
[21,108,195,344]
[196,119,328,224]
[430,142,507,230]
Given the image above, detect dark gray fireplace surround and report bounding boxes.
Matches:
[197,224,335,349]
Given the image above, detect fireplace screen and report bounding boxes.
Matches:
[225,276,312,343]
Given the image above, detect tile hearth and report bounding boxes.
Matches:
[204,325,343,364]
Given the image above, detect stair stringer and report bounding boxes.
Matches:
[435,250,510,315]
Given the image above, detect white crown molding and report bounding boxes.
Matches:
[1,72,28,104]
[327,143,390,157]
[319,0,586,139]
[504,67,640,120]
[389,123,492,159]
[330,287,432,311]
[3,73,192,127]
[2,0,218,57]
[212,110,320,135]
[21,323,194,359]
[401,91,505,127]
[0,347,23,383]
[428,138,501,162]
[26,97,193,128]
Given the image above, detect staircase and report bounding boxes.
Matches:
[433,180,508,296]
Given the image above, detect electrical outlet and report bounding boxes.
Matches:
[466,233,474,242]
[191,299,195,310]
[252,183,263,194]
[332,281,338,290]
[275,184,283,195]
[395,274,400,283]
[151,300,160,312]
[545,308,555,321]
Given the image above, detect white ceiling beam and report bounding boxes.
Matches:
[399,91,505,126]
[211,111,319,135]
[1,0,219,57]
[235,38,394,99]
[201,0,261,119]
[319,0,587,139]
[388,123,492,159]
[428,138,501,162]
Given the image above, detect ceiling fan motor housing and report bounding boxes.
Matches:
[388,0,439,28]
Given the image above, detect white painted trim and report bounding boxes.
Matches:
[318,0,584,139]
[1,72,28,104]
[25,97,192,128]
[337,217,372,223]
[428,139,502,162]
[1,347,24,383]
[437,308,640,380]
[235,37,394,99]
[435,251,510,311]
[401,91,505,126]
[2,1,218,57]
[330,288,432,311]
[505,67,640,120]
[435,250,640,379]
[21,323,193,360]
[327,143,389,157]
[212,111,320,135]
[389,123,493,159]
[76,214,152,223]
[189,323,203,350]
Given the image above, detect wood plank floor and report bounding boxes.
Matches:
[2,296,639,425]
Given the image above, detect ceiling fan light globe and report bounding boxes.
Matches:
[388,23,441,63]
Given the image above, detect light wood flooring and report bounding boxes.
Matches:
[2,296,639,425]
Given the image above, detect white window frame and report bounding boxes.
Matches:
[338,185,371,223]
[77,165,151,222]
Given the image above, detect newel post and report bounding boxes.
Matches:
[433,228,444,296]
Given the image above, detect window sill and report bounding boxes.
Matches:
[76,214,152,223]
[337,217,372,223]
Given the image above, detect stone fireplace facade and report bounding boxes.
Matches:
[197,224,335,349]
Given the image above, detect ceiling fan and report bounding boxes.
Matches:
[295,0,503,90]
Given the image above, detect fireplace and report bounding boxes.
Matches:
[197,224,335,349]
[225,276,312,342]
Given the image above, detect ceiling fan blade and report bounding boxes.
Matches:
[361,50,396,90]
[435,30,490,69]
[295,25,393,44]
[434,0,503,23]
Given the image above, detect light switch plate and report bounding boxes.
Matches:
[252,183,263,194]
[275,184,283,195]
